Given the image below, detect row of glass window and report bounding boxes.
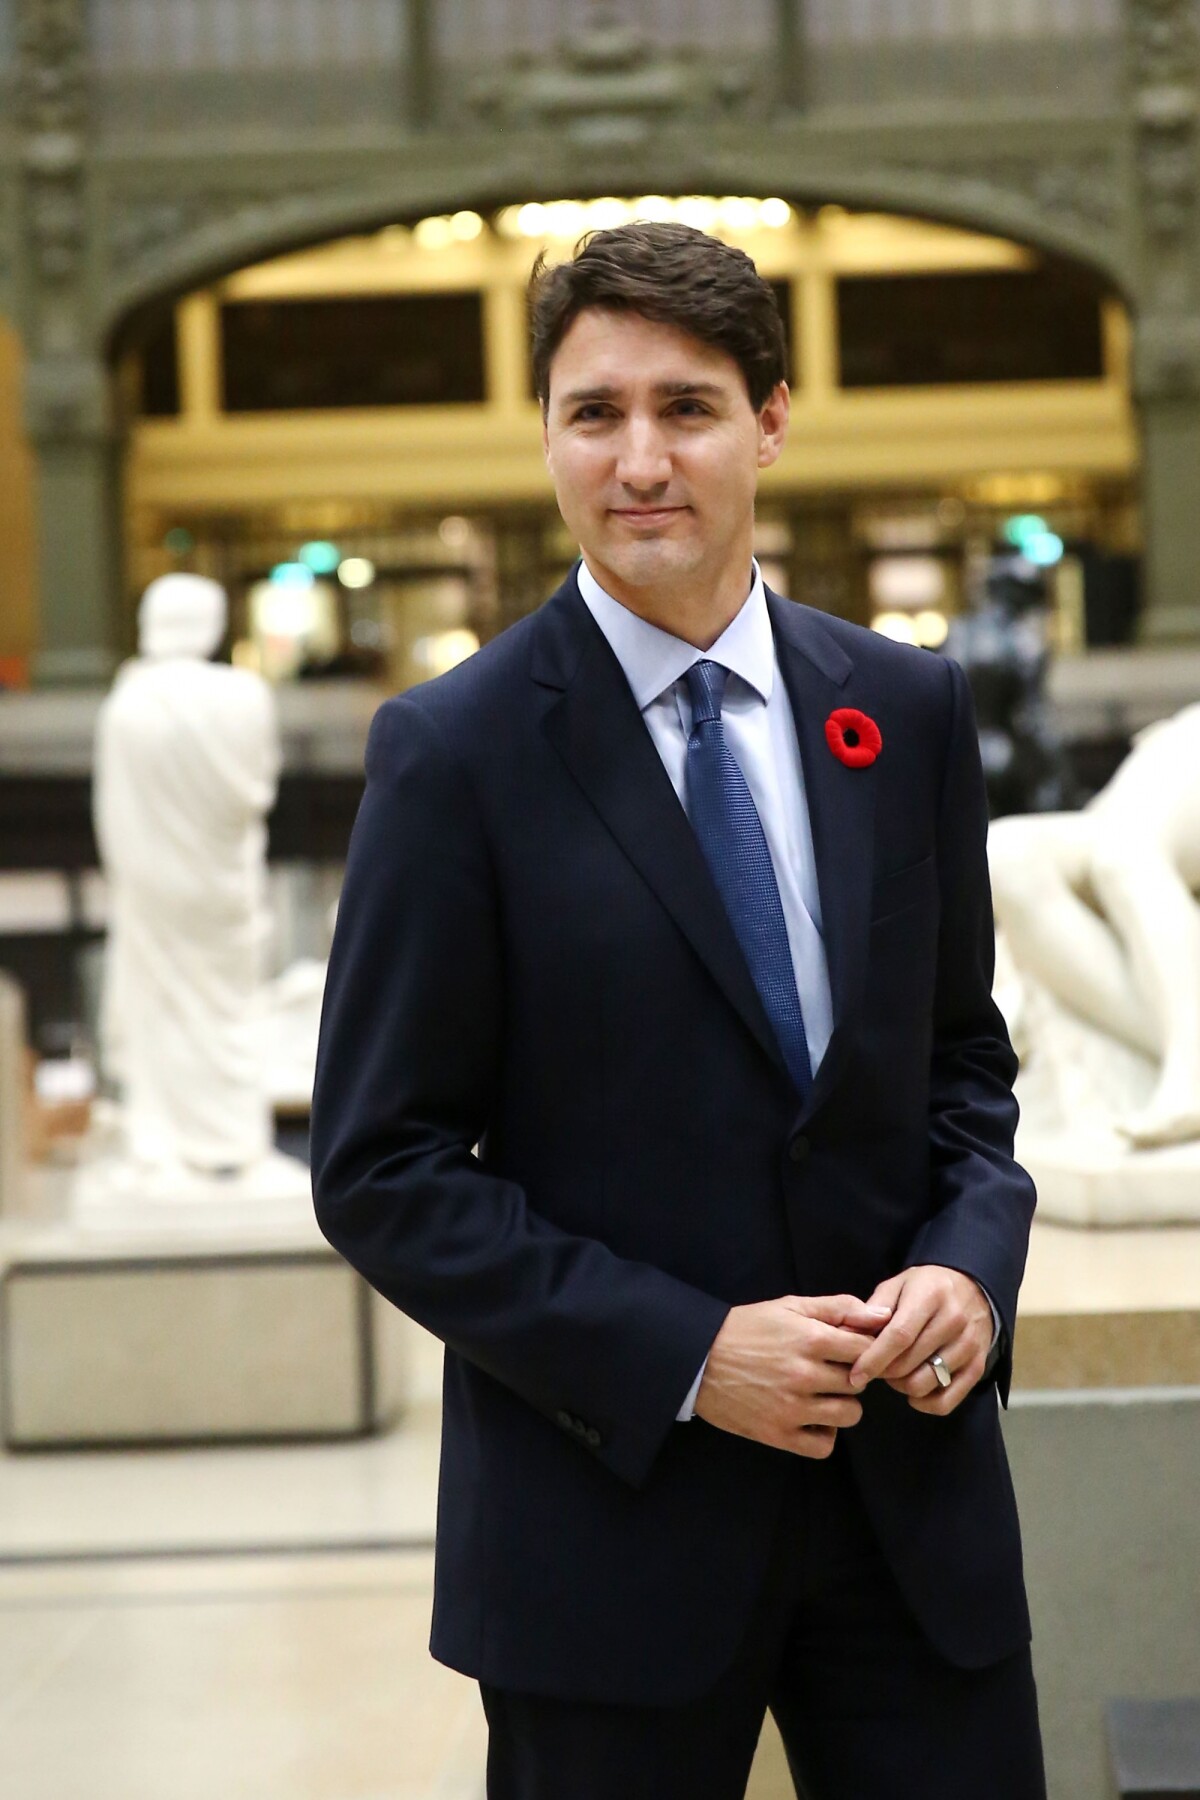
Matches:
[131,263,1108,420]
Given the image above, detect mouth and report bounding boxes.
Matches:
[610,507,687,527]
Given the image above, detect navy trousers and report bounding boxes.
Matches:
[481,1446,1045,1800]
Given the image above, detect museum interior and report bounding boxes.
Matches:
[1,4,1199,1798]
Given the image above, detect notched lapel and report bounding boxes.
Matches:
[535,585,790,1085]
[768,595,879,1116]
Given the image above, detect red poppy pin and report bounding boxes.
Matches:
[825,707,882,769]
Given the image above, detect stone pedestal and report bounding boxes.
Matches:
[0,973,25,1219]
[1107,1699,1200,1799]
[0,1197,408,1448]
[1014,1217,1200,1390]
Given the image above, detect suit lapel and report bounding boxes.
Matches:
[767,592,879,1117]
[534,576,790,1083]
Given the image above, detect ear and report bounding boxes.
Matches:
[756,381,790,470]
[542,412,553,470]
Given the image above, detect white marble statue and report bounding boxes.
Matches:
[85,574,307,1211]
[990,704,1200,1224]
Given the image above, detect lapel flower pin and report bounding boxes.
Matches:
[825,707,882,769]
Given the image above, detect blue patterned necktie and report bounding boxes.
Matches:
[684,659,813,1097]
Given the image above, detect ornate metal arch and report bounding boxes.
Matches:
[11,0,1200,671]
[711,154,1133,303]
[96,157,544,343]
[94,126,1137,350]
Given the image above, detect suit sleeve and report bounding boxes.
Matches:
[901,657,1036,1402]
[310,696,729,1486]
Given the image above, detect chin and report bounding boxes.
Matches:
[603,539,702,588]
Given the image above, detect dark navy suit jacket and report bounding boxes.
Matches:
[310,570,1037,1706]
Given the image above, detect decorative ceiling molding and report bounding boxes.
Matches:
[15,0,87,285]
[102,180,372,322]
[879,151,1119,251]
[460,11,760,144]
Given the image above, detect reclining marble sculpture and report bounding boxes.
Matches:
[83,574,308,1209]
[989,704,1200,1224]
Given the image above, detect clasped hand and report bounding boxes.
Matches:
[693,1267,993,1458]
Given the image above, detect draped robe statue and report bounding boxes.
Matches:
[94,575,282,1183]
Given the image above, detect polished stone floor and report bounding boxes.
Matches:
[0,1539,795,1799]
[0,1548,487,1800]
[0,1314,794,1798]
[4,1218,1195,1799]
[0,1326,475,1799]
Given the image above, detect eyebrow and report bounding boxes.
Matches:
[559,380,727,405]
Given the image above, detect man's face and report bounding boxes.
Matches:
[542,308,788,615]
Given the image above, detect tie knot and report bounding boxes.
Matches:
[686,659,728,727]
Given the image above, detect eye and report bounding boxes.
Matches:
[571,403,613,423]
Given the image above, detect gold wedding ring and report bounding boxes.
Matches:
[928,1353,952,1390]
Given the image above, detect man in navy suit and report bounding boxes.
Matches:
[311,222,1045,1798]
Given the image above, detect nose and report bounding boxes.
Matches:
[614,414,672,494]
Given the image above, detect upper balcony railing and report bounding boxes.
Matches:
[803,0,1122,110]
[89,0,408,70]
[86,0,410,137]
[0,0,1131,147]
[808,0,1119,36]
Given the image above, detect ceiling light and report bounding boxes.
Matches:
[298,540,341,575]
[913,610,950,648]
[414,215,454,250]
[269,561,315,587]
[337,557,376,590]
[871,611,918,645]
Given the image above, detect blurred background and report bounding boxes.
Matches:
[0,5,1198,1799]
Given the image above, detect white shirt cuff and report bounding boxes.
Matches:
[982,1287,1001,1349]
[676,1357,708,1421]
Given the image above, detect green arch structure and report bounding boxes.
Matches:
[3,0,1197,680]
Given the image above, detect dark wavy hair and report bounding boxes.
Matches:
[528,221,788,413]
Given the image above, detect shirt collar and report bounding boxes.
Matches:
[576,557,774,712]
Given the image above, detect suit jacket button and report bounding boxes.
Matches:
[572,1417,588,1437]
[585,1427,601,1448]
[788,1135,810,1164]
[555,1410,573,1431]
